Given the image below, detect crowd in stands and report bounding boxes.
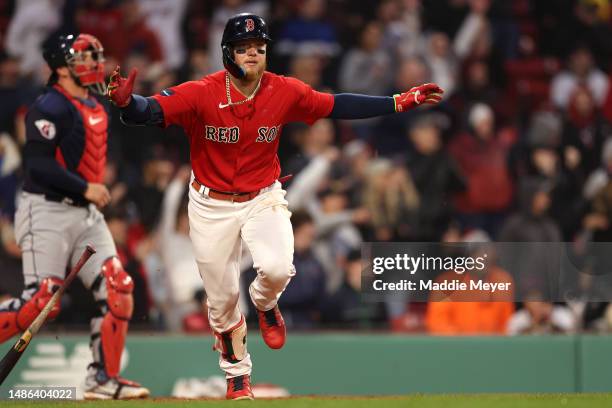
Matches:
[2,0,612,336]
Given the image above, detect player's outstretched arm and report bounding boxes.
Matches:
[328,83,444,120]
[107,66,164,126]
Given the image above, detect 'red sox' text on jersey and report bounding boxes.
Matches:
[151,70,334,193]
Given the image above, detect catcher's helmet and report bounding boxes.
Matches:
[43,33,107,95]
[221,13,271,78]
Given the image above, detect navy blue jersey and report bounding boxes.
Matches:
[23,85,109,204]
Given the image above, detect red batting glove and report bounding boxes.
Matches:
[393,83,444,112]
[107,65,138,108]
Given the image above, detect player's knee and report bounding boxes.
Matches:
[0,278,63,343]
[258,257,294,287]
[0,299,20,343]
[93,257,134,321]
[18,278,63,326]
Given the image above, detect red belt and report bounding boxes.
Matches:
[191,180,261,203]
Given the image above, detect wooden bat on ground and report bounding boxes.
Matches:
[0,245,96,385]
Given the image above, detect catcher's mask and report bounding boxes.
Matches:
[221,13,272,79]
[43,33,107,95]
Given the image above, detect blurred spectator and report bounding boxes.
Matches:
[426,237,515,335]
[338,21,391,96]
[583,156,612,243]
[375,0,422,59]
[423,31,458,97]
[568,0,612,67]
[362,158,419,241]
[138,0,188,69]
[126,144,174,233]
[182,289,211,333]
[562,86,611,175]
[105,205,152,325]
[583,138,612,201]
[551,46,609,109]
[77,0,162,64]
[285,128,368,293]
[186,48,210,81]
[288,54,324,89]
[498,178,562,242]
[449,103,515,235]
[396,0,423,59]
[507,293,577,334]
[5,0,62,81]
[277,211,326,329]
[453,0,491,60]
[374,56,431,155]
[288,136,372,292]
[285,119,334,177]
[406,116,466,241]
[498,178,562,299]
[338,21,391,139]
[276,0,340,57]
[208,0,269,73]
[158,166,202,331]
[0,132,20,218]
[451,59,500,117]
[321,249,386,329]
[522,112,587,240]
[0,55,28,134]
[580,302,612,332]
[504,33,561,118]
[335,139,371,208]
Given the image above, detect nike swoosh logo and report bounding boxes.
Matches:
[89,116,103,125]
[218,102,230,109]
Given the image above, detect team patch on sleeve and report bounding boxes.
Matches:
[160,88,175,96]
[34,119,56,140]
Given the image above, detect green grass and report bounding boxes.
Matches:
[3,394,612,408]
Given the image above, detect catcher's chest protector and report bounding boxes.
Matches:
[53,84,108,183]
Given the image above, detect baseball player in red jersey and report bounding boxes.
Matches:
[108,13,443,400]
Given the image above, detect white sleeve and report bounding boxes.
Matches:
[160,178,187,237]
[453,13,485,59]
[286,155,332,211]
[551,307,577,333]
[506,310,532,335]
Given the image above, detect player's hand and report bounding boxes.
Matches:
[393,83,444,112]
[85,183,111,208]
[107,65,138,108]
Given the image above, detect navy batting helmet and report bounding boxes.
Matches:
[221,13,271,78]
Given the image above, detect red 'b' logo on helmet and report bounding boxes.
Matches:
[245,18,255,32]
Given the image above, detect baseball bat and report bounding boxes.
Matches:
[0,245,96,385]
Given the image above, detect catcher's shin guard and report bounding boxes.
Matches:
[90,257,134,377]
[213,315,247,364]
[0,278,63,343]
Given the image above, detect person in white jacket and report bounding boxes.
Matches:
[158,166,203,330]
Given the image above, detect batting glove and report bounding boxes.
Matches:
[393,83,444,112]
[107,65,138,107]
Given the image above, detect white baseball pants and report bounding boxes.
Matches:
[187,179,294,377]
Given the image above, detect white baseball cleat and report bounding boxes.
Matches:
[84,365,150,400]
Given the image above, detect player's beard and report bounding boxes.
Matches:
[242,61,265,82]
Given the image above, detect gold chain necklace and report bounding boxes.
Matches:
[219,71,262,109]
